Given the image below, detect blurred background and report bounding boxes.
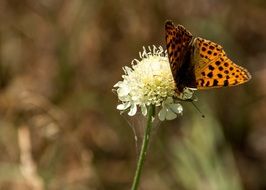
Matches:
[0,0,265,189]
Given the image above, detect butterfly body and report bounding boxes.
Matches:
[165,21,251,94]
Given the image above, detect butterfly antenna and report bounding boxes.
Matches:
[191,101,205,118]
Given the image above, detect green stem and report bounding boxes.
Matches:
[131,105,155,190]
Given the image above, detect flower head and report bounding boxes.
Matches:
[113,46,195,121]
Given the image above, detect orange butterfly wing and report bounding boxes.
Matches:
[191,37,252,89]
[165,21,195,92]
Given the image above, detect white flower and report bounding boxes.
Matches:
[158,97,183,121]
[113,46,195,121]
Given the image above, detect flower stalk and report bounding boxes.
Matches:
[131,105,155,190]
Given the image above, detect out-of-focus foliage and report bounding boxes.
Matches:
[0,0,265,189]
[171,113,243,190]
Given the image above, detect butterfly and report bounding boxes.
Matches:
[165,20,251,95]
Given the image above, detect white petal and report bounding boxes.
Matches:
[117,95,129,102]
[165,97,173,104]
[123,66,132,74]
[128,104,137,116]
[117,102,131,110]
[113,81,123,87]
[165,109,177,120]
[169,103,183,114]
[117,86,130,96]
[117,104,125,110]
[158,107,167,121]
[141,105,147,116]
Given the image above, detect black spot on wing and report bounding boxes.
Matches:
[215,61,221,66]
[213,79,218,86]
[208,65,215,71]
[217,74,223,78]
[223,80,229,86]
[207,72,213,78]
